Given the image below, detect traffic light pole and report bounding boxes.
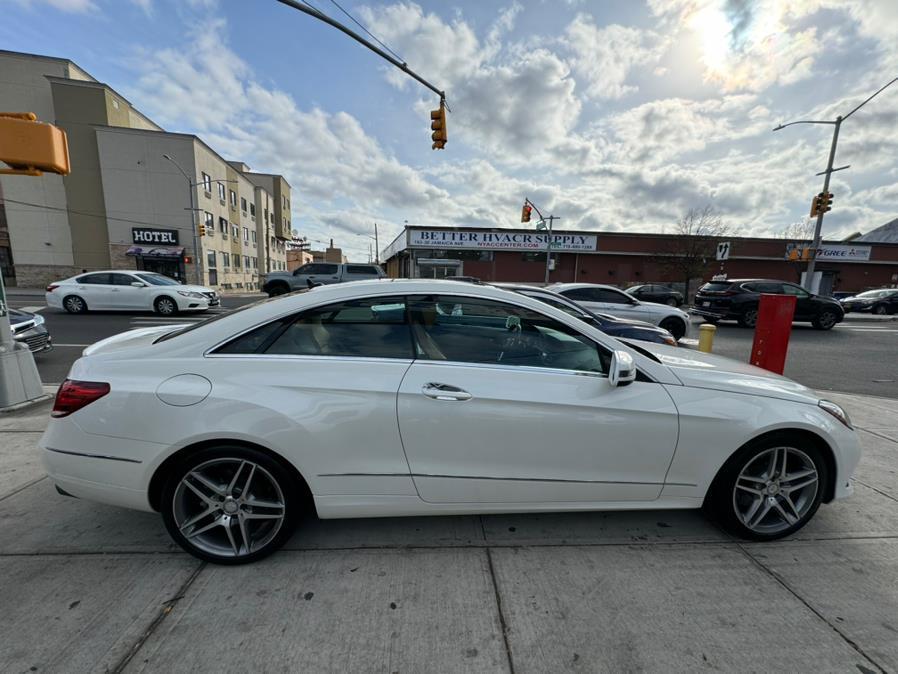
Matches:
[804,116,841,289]
[543,215,559,285]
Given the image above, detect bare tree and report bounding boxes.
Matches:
[779,218,815,241]
[658,206,730,296]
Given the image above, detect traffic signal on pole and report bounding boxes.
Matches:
[430,101,447,150]
[0,112,70,176]
[197,223,206,236]
[820,191,833,213]
[521,202,532,223]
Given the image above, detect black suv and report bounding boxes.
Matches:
[626,284,683,306]
[693,279,844,330]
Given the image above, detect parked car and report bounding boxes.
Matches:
[626,284,683,307]
[41,279,860,563]
[831,291,855,301]
[46,271,218,316]
[692,279,844,330]
[444,275,483,284]
[9,308,52,353]
[494,283,677,346]
[262,263,385,296]
[839,288,898,315]
[549,283,691,340]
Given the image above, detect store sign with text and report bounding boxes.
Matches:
[785,243,871,262]
[132,228,180,245]
[410,230,597,252]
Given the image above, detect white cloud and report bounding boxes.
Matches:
[12,0,97,11]
[564,15,665,99]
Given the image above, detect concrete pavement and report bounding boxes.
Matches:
[1,392,897,672]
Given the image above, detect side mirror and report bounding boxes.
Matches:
[131,281,145,287]
[609,350,636,387]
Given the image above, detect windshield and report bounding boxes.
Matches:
[136,273,181,286]
[700,282,734,292]
[855,289,891,298]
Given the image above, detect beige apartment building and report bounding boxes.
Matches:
[0,49,290,290]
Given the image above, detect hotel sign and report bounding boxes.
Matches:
[132,227,180,245]
[410,230,597,252]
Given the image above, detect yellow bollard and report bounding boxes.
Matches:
[698,323,716,353]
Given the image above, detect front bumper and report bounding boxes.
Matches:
[13,325,53,353]
[690,307,734,320]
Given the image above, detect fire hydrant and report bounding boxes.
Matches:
[698,323,716,353]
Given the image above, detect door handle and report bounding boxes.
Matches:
[422,383,472,401]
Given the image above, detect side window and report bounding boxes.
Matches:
[77,273,112,285]
[781,284,809,297]
[112,273,137,286]
[560,287,601,302]
[757,282,784,294]
[319,264,339,275]
[216,297,412,359]
[408,295,609,374]
[346,265,377,275]
[596,288,631,304]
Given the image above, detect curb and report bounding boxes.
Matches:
[0,393,53,413]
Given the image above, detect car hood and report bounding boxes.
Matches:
[592,312,657,328]
[638,300,689,317]
[82,325,187,356]
[7,308,35,325]
[632,342,819,404]
[177,285,216,294]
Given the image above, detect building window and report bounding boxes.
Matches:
[264,209,269,223]
[250,203,256,217]
[251,231,257,244]
[244,255,250,268]
[202,173,212,193]
[240,197,247,212]
[232,224,239,239]
[230,190,237,208]
[219,217,228,237]
[204,212,214,235]
[234,254,241,269]
[218,182,226,200]
[243,226,249,242]
[207,250,217,268]
[253,257,258,268]
[222,252,230,267]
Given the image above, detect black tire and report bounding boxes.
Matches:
[161,445,300,564]
[665,297,678,307]
[63,295,88,314]
[812,309,839,330]
[738,307,758,328]
[266,284,289,297]
[703,316,720,325]
[659,317,686,340]
[872,304,889,316]
[704,433,828,541]
[154,296,178,316]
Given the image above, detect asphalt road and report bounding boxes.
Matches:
[7,290,897,397]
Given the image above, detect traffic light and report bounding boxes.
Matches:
[820,191,833,213]
[0,112,70,176]
[197,223,206,236]
[183,256,193,264]
[521,202,532,223]
[430,101,447,150]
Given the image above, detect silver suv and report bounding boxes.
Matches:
[262,263,386,296]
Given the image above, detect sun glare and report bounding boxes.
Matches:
[689,4,732,76]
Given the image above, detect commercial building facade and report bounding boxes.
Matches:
[383,226,898,294]
[0,50,290,290]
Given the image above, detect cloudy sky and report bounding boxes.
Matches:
[3,0,898,260]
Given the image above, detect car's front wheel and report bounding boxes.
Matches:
[659,317,686,340]
[161,446,298,564]
[706,437,827,541]
[812,309,839,330]
[665,297,678,307]
[154,296,178,316]
[872,304,889,315]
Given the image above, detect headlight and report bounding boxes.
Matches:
[32,314,45,326]
[818,400,852,429]
[177,291,205,299]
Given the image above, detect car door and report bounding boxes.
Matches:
[73,273,115,309]
[779,283,815,319]
[109,273,149,310]
[309,263,341,284]
[397,294,679,504]
[208,295,416,496]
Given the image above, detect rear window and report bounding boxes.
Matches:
[346,265,378,275]
[700,282,734,292]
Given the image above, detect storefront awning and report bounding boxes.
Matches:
[126,245,184,258]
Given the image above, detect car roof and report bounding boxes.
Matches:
[548,283,623,291]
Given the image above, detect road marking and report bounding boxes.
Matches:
[18,306,46,313]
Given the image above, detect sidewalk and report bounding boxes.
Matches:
[1,392,896,672]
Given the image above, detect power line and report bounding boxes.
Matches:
[0,197,201,230]
[326,0,405,64]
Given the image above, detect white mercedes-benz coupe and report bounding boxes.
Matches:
[41,280,861,564]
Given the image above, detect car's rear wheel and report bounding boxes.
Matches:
[706,437,827,541]
[161,446,298,564]
[812,309,838,330]
[659,317,686,340]
[665,297,678,307]
[872,304,889,315]
[738,307,758,328]
[266,284,289,297]
[154,296,177,316]
[63,295,88,314]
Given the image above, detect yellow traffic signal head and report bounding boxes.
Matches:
[430,102,447,150]
[521,203,532,223]
[0,112,70,176]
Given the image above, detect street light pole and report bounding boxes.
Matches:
[374,223,379,264]
[162,154,202,285]
[774,77,898,291]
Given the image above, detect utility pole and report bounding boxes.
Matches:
[774,77,898,291]
[162,154,202,285]
[523,198,561,285]
[374,222,379,264]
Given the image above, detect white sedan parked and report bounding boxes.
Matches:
[46,270,218,316]
[549,283,691,340]
[41,279,860,564]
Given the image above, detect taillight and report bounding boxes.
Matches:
[46,284,59,292]
[51,379,110,418]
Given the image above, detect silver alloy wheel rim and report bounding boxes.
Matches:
[173,458,286,558]
[819,312,836,328]
[66,297,83,312]
[157,298,175,315]
[733,446,818,535]
[873,305,887,315]
[744,310,758,326]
